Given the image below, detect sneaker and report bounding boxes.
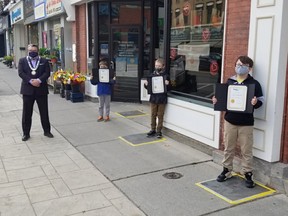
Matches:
[97,116,104,122]
[244,172,255,188]
[156,132,162,138]
[146,130,156,137]
[217,167,232,182]
[104,116,110,122]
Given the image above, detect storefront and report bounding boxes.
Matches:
[24,0,38,45]
[0,16,8,57]
[10,0,26,66]
[76,0,288,165]
[34,0,73,70]
[85,0,224,101]
[86,0,167,102]
[83,0,224,147]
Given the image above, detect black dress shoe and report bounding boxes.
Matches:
[22,135,30,141]
[44,132,54,138]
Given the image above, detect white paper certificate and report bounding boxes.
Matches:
[227,85,247,111]
[152,76,165,94]
[99,69,109,83]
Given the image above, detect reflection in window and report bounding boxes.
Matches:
[169,0,224,103]
[88,3,95,57]
[111,2,141,25]
[99,3,110,60]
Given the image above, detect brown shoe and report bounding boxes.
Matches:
[104,116,110,122]
[97,116,104,122]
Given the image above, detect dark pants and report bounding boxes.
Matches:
[22,94,51,135]
[150,103,166,132]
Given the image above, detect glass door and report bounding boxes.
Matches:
[111,25,141,102]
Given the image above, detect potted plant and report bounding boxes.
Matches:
[49,55,58,63]
[39,47,50,58]
[3,55,13,68]
[69,72,87,93]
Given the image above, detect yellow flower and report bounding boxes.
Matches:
[70,72,86,85]
[53,69,72,84]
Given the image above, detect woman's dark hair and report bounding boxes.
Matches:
[236,56,254,68]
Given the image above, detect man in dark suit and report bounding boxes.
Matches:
[18,44,54,141]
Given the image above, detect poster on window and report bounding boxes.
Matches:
[178,44,210,56]
[185,54,200,71]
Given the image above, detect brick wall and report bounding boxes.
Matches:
[281,58,288,163]
[220,0,251,150]
[74,4,87,74]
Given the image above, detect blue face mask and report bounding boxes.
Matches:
[235,65,249,75]
[29,51,38,58]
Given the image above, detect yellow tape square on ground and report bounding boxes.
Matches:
[119,133,166,146]
[196,174,276,205]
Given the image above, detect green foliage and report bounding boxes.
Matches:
[39,47,50,57]
[4,55,13,62]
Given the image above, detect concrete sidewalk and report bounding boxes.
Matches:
[0,64,145,215]
[1,63,288,216]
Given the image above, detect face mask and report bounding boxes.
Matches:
[29,51,38,58]
[155,68,162,73]
[235,65,249,75]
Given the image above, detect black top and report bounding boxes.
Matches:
[18,57,50,95]
[145,70,170,104]
[224,74,263,126]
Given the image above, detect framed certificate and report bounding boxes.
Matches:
[214,84,255,113]
[227,85,247,111]
[152,76,165,93]
[147,76,167,94]
[99,69,110,83]
[92,68,114,83]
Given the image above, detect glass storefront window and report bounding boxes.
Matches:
[88,3,95,57]
[169,0,224,103]
[111,1,141,25]
[143,1,151,75]
[99,3,110,60]
[27,24,38,45]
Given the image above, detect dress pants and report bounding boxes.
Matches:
[22,94,51,135]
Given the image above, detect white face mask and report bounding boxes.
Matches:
[235,65,249,75]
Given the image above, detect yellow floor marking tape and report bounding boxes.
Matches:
[196,174,276,205]
[119,136,166,147]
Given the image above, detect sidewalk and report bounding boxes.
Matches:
[1,63,288,216]
[0,64,145,215]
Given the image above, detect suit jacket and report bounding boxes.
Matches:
[18,57,51,95]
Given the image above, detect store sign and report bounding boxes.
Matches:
[171,27,190,42]
[25,0,35,17]
[10,3,24,24]
[46,0,63,17]
[34,0,46,20]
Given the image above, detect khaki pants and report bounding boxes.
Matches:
[150,103,166,132]
[222,120,254,173]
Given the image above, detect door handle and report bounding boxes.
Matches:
[110,61,115,69]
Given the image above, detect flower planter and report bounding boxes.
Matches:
[71,84,81,93]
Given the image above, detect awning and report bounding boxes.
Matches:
[62,0,75,21]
